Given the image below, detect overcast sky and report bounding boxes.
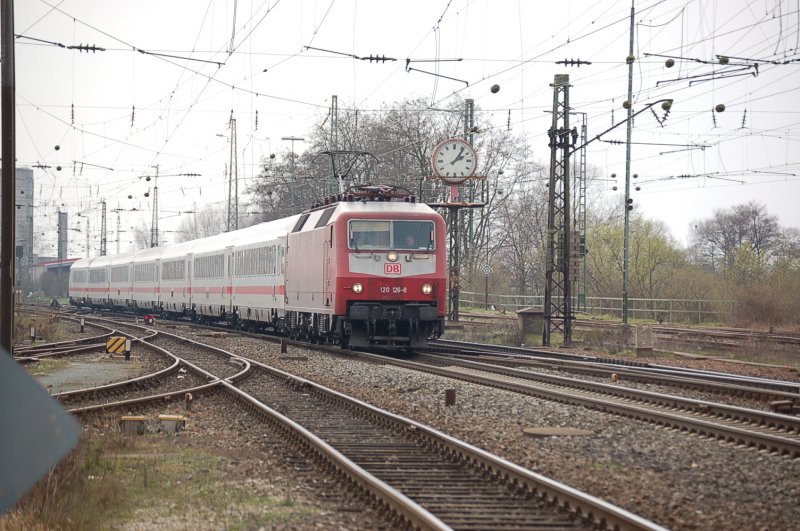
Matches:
[13,0,800,256]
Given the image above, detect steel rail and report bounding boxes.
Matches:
[421,354,800,435]
[233,360,668,531]
[220,379,453,531]
[13,318,115,356]
[433,351,800,402]
[65,316,667,529]
[55,328,250,407]
[431,337,800,395]
[69,382,221,415]
[15,343,108,364]
[382,354,800,457]
[78,316,254,383]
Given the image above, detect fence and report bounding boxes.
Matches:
[459,291,735,325]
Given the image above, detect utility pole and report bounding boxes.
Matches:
[116,205,121,254]
[575,113,588,312]
[282,136,304,214]
[329,95,338,195]
[227,117,238,232]
[100,200,107,256]
[85,217,90,257]
[622,0,636,327]
[463,99,476,264]
[57,211,68,261]
[57,211,67,297]
[1,0,16,353]
[150,165,159,247]
[543,74,578,347]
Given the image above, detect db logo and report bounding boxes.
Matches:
[384,263,401,275]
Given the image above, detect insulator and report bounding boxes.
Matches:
[665,58,675,68]
[715,104,726,113]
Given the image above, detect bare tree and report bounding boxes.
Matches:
[491,179,549,296]
[131,223,150,250]
[175,206,226,243]
[691,201,780,272]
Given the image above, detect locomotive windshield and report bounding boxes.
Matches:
[349,220,434,250]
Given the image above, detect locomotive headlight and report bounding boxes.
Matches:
[352,283,363,293]
[421,283,433,295]
[387,251,399,262]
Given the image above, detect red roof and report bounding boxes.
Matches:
[35,258,81,267]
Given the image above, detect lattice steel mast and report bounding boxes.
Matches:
[227,117,239,232]
[543,74,577,346]
[100,200,107,256]
[150,165,159,247]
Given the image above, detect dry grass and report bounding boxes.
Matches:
[1,429,316,530]
[0,435,128,531]
[446,317,523,346]
[14,314,63,345]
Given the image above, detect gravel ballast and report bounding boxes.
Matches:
[196,333,800,531]
[30,318,800,530]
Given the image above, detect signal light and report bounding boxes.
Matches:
[626,198,633,211]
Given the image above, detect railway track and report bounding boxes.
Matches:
[13,316,114,361]
[25,308,799,528]
[235,364,658,530]
[431,338,800,405]
[65,315,666,530]
[53,326,207,410]
[456,311,800,354]
[81,314,800,457]
[367,352,800,458]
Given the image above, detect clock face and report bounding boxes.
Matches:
[431,139,477,182]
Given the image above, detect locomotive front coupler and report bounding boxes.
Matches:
[387,308,399,336]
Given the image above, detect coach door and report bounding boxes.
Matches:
[225,246,234,313]
[186,254,193,309]
[155,259,161,306]
[323,225,333,307]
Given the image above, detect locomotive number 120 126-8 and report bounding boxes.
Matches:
[379,286,408,294]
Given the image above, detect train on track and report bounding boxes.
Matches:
[68,185,447,349]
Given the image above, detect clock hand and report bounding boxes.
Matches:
[449,147,465,165]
